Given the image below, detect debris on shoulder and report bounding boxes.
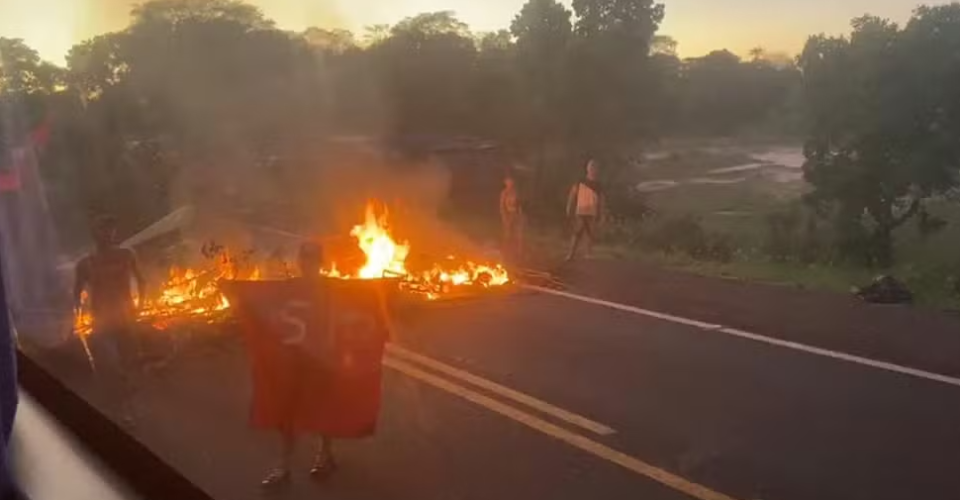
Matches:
[853,275,914,305]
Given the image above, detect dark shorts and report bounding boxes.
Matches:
[88,323,138,375]
[574,215,597,238]
[502,214,524,237]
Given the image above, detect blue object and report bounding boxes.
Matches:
[0,236,19,498]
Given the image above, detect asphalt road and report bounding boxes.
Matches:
[26,285,960,500]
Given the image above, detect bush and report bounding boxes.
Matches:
[641,214,734,263]
[606,185,655,225]
[696,232,735,263]
[895,263,960,307]
[763,206,828,264]
[764,209,801,261]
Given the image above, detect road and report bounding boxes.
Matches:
[26,279,960,500]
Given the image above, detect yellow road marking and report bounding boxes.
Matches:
[385,357,741,500]
[387,344,615,436]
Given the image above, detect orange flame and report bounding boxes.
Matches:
[324,201,510,298]
[74,200,510,342]
[73,290,94,336]
[137,261,236,329]
[351,204,410,279]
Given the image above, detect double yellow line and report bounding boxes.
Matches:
[384,345,740,500]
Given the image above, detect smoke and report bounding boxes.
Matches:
[163,132,496,275]
[94,0,491,268]
[303,140,472,256]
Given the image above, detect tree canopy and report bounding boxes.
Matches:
[800,6,960,265]
[4,0,908,253]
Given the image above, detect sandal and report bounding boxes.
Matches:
[309,454,338,482]
[260,468,290,488]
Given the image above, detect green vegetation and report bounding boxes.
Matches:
[1,0,959,308]
[801,9,960,267]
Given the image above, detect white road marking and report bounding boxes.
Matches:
[719,327,960,388]
[387,344,615,435]
[524,285,960,389]
[385,357,740,500]
[523,286,722,330]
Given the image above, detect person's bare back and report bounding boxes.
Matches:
[74,217,145,330]
[76,248,139,325]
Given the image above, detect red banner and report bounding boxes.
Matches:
[222,278,390,438]
[0,170,19,193]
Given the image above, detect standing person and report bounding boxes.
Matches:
[565,160,605,261]
[73,215,146,424]
[261,242,337,487]
[499,175,524,263]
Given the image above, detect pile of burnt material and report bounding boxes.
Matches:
[854,275,914,305]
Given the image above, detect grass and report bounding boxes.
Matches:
[636,148,758,179]
[449,210,960,311]
[447,144,960,312]
[640,253,870,291]
[590,237,959,310]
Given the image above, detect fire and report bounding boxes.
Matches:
[325,201,510,298]
[138,264,236,329]
[351,204,410,279]
[73,249,241,337]
[73,290,94,336]
[72,200,509,339]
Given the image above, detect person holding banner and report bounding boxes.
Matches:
[258,242,337,486]
[226,240,390,488]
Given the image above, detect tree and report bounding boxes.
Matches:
[66,34,130,102]
[391,11,470,38]
[363,25,391,46]
[303,28,357,54]
[510,0,573,189]
[53,0,327,231]
[372,12,478,138]
[478,30,514,52]
[801,9,960,266]
[472,31,525,143]
[648,36,682,133]
[676,49,799,136]
[566,0,666,154]
[510,0,572,111]
[120,0,322,147]
[0,38,63,96]
[130,0,273,29]
[679,50,745,135]
[651,35,678,57]
[511,0,573,51]
[573,0,665,44]
[1,38,64,155]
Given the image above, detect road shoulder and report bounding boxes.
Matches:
[548,259,960,378]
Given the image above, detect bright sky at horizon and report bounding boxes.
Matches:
[0,0,950,64]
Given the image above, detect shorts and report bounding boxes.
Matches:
[88,324,138,376]
[574,215,597,238]
[502,214,524,237]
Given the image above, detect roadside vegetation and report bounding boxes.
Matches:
[1,0,959,308]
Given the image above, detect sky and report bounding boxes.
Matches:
[0,0,950,64]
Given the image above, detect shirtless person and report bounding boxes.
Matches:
[500,175,524,263]
[74,216,145,422]
[566,160,605,261]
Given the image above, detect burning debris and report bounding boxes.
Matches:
[74,200,509,337]
[73,244,257,336]
[322,202,509,299]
